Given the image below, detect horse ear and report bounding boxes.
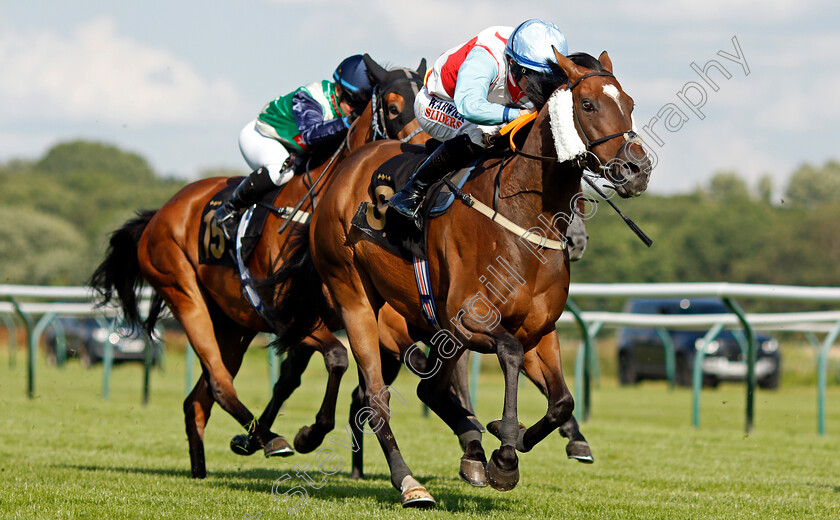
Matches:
[553,46,585,82]
[598,51,613,73]
[363,54,388,85]
[417,57,427,78]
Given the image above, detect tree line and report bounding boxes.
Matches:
[1,141,838,300]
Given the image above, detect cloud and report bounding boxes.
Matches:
[0,18,248,127]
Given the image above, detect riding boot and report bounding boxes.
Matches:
[388,134,480,229]
[213,166,278,240]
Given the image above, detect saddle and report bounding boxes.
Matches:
[350,140,477,260]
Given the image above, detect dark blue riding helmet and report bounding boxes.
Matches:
[333,55,373,112]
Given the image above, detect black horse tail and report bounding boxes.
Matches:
[89,209,166,339]
[259,223,330,354]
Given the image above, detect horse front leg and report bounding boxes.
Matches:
[516,331,575,454]
[491,333,593,463]
[485,330,525,491]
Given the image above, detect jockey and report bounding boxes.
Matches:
[213,54,373,239]
[388,19,568,228]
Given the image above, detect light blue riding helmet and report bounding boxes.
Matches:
[505,19,568,73]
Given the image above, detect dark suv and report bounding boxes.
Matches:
[617,298,781,388]
[44,317,161,366]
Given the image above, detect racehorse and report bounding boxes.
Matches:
[90,56,429,479]
[281,49,651,506]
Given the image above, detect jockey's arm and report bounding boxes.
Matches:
[291,91,349,149]
[453,48,523,126]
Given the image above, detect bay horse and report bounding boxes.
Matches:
[90,56,429,479]
[291,49,651,506]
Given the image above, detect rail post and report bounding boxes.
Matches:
[2,314,17,368]
[724,298,756,433]
[655,328,676,390]
[693,322,724,428]
[817,320,840,435]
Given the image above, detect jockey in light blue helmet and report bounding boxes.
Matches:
[505,19,568,76]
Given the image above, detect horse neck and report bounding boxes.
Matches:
[348,104,375,150]
[499,110,583,238]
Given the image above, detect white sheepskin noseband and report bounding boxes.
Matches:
[547,89,587,163]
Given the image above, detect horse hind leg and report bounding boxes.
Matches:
[293,330,349,453]
[414,347,488,488]
[184,375,214,478]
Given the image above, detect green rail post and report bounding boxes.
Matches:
[817,320,840,435]
[269,347,280,396]
[185,342,195,397]
[655,328,676,390]
[2,314,17,368]
[724,298,756,434]
[97,317,115,400]
[11,300,54,399]
[565,299,592,421]
[142,335,154,405]
[51,318,67,367]
[693,322,724,428]
[469,350,481,412]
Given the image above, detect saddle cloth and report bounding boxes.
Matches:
[198,178,281,268]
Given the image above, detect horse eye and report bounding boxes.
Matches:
[388,105,400,116]
[581,99,595,112]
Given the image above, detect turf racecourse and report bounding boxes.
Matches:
[1,345,839,520]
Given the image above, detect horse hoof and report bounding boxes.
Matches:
[400,476,436,508]
[294,425,327,454]
[230,434,259,456]
[459,458,488,487]
[485,450,519,492]
[263,436,294,458]
[566,440,594,464]
[486,419,526,442]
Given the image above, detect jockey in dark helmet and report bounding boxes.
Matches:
[388,19,568,229]
[213,54,373,239]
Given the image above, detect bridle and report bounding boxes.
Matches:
[369,75,424,143]
[505,70,653,247]
[510,70,640,171]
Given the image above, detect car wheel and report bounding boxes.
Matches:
[618,352,638,386]
[675,354,692,387]
[758,366,780,389]
[78,346,93,368]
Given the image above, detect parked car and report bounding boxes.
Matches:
[44,317,161,367]
[617,298,781,388]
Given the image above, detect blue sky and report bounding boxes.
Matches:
[1,0,837,194]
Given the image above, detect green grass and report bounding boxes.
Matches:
[1,342,839,519]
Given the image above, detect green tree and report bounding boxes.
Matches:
[785,160,840,207]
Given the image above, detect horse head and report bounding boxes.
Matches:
[362,54,427,142]
[548,49,652,197]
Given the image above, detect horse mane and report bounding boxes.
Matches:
[525,52,604,109]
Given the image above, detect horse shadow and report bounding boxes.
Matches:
[58,464,511,513]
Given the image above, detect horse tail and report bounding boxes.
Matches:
[259,223,330,354]
[89,209,166,338]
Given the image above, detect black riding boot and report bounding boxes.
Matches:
[213,166,278,240]
[388,134,480,229]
